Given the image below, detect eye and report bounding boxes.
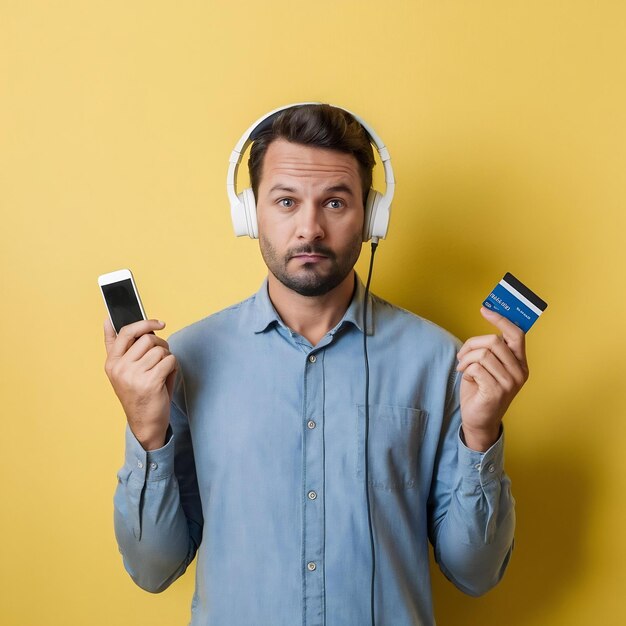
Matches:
[279,198,294,208]
[326,199,344,209]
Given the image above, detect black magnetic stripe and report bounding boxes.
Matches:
[503,273,548,311]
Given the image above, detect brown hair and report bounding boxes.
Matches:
[248,104,375,205]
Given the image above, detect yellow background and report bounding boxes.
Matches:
[2,1,625,624]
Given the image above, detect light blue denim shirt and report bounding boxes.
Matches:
[114,276,514,626]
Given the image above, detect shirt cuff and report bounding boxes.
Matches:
[124,425,175,483]
[456,425,505,487]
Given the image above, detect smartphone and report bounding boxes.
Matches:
[98,269,147,334]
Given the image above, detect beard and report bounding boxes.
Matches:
[259,234,362,297]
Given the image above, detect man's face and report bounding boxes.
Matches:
[256,139,364,297]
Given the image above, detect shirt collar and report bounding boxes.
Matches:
[338,274,375,336]
[251,274,374,336]
[250,278,281,334]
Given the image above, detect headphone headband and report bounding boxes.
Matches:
[227,102,395,240]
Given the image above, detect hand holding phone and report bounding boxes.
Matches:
[99,269,177,450]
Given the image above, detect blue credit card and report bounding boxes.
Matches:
[482,272,547,333]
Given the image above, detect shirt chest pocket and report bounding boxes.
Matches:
[356,404,428,491]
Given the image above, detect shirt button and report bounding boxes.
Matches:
[308,354,317,363]
[150,462,158,470]
[137,460,144,469]
[474,463,481,470]
[307,420,316,429]
[307,491,317,500]
[307,562,317,571]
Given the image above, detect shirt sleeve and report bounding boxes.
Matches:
[427,370,515,596]
[113,371,204,593]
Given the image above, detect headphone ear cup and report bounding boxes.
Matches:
[237,187,259,239]
[363,189,382,241]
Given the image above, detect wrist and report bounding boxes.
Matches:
[133,425,169,451]
[461,423,501,452]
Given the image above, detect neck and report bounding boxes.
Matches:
[267,271,356,346]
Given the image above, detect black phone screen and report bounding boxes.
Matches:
[101,279,144,333]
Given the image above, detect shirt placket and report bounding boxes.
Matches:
[302,348,326,626]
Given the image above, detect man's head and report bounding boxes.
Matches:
[248,104,375,208]
[248,105,375,298]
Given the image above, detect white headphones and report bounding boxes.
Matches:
[226,102,395,241]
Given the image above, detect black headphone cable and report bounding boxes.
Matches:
[363,238,378,626]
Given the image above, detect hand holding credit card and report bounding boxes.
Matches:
[482,272,547,332]
[456,272,546,451]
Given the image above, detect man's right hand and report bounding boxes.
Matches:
[104,318,178,451]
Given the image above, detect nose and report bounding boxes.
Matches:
[296,202,325,241]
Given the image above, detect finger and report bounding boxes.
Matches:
[461,361,499,393]
[457,335,522,378]
[457,333,506,360]
[104,318,117,356]
[124,333,171,363]
[148,353,178,389]
[136,345,172,372]
[457,348,518,392]
[165,361,178,400]
[479,307,527,364]
[107,319,166,361]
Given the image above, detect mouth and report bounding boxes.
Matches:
[291,253,328,263]
[288,247,333,264]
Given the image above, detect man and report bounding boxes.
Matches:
[104,104,526,625]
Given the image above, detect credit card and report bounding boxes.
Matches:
[482,272,547,333]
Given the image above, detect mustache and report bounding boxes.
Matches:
[287,245,336,260]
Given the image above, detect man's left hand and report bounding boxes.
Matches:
[456,306,529,452]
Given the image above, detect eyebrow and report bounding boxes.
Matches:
[325,184,355,196]
[268,185,297,194]
[267,183,355,196]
